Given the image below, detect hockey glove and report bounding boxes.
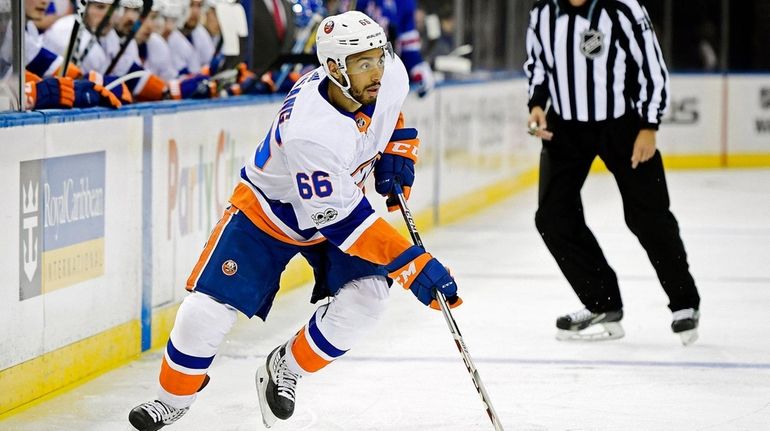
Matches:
[54,62,83,79]
[375,127,419,211]
[73,80,122,109]
[25,74,75,109]
[91,72,133,105]
[225,67,275,96]
[169,74,215,100]
[135,73,168,102]
[385,245,461,309]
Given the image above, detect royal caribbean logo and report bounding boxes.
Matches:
[19,159,42,300]
[19,152,106,300]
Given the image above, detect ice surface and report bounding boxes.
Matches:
[2,169,769,431]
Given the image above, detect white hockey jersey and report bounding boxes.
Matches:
[139,33,178,81]
[25,20,63,76]
[231,54,410,259]
[166,29,201,75]
[189,26,215,68]
[42,16,136,75]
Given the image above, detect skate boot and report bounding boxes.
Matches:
[672,308,700,346]
[556,308,625,341]
[128,400,189,431]
[256,342,302,428]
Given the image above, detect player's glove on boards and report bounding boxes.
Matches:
[25,75,75,109]
[73,80,122,109]
[169,74,215,100]
[385,245,462,310]
[375,126,419,211]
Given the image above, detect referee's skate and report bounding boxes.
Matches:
[555,309,625,341]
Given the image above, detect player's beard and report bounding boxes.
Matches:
[350,84,378,106]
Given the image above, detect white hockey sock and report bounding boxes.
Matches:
[158,292,237,409]
[286,276,390,375]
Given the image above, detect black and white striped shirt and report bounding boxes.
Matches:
[524,0,669,129]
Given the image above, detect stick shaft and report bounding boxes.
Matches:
[392,183,504,431]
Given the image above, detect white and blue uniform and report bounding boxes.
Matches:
[151,13,429,415]
[186,54,409,319]
[25,20,64,76]
[234,54,408,247]
[166,28,201,75]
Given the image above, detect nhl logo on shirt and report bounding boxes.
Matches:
[324,20,335,34]
[580,29,605,59]
[311,208,339,226]
[222,260,238,276]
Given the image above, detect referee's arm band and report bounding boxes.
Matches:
[640,122,660,131]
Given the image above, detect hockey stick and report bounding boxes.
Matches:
[105,0,153,75]
[75,0,121,67]
[272,13,323,91]
[103,69,149,90]
[60,0,87,77]
[393,182,505,431]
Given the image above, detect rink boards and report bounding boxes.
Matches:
[0,74,769,415]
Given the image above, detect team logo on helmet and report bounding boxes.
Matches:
[222,260,238,276]
[324,20,335,34]
[580,29,605,59]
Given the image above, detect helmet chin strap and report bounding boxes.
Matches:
[328,69,363,110]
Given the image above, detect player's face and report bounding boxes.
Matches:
[24,0,49,21]
[204,8,219,35]
[345,47,385,105]
[115,8,140,35]
[186,0,202,28]
[135,10,157,42]
[86,2,111,34]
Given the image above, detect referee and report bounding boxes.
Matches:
[524,0,701,345]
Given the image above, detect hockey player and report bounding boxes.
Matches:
[43,0,167,102]
[154,0,202,75]
[25,0,81,78]
[346,0,436,96]
[180,0,215,67]
[128,10,460,431]
[24,0,124,108]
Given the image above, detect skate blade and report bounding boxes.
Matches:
[678,328,698,346]
[256,366,277,429]
[556,322,625,342]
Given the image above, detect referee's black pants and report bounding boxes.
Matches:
[535,111,700,313]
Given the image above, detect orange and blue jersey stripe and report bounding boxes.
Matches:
[229,182,325,247]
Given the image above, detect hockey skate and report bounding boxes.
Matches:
[672,308,700,346]
[128,400,189,431]
[556,308,625,341]
[256,343,302,428]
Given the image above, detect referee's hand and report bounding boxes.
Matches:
[527,107,553,141]
[631,129,657,169]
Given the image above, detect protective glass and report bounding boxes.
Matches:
[346,42,393,75]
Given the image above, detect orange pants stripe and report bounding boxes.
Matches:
[186,206,238,290]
